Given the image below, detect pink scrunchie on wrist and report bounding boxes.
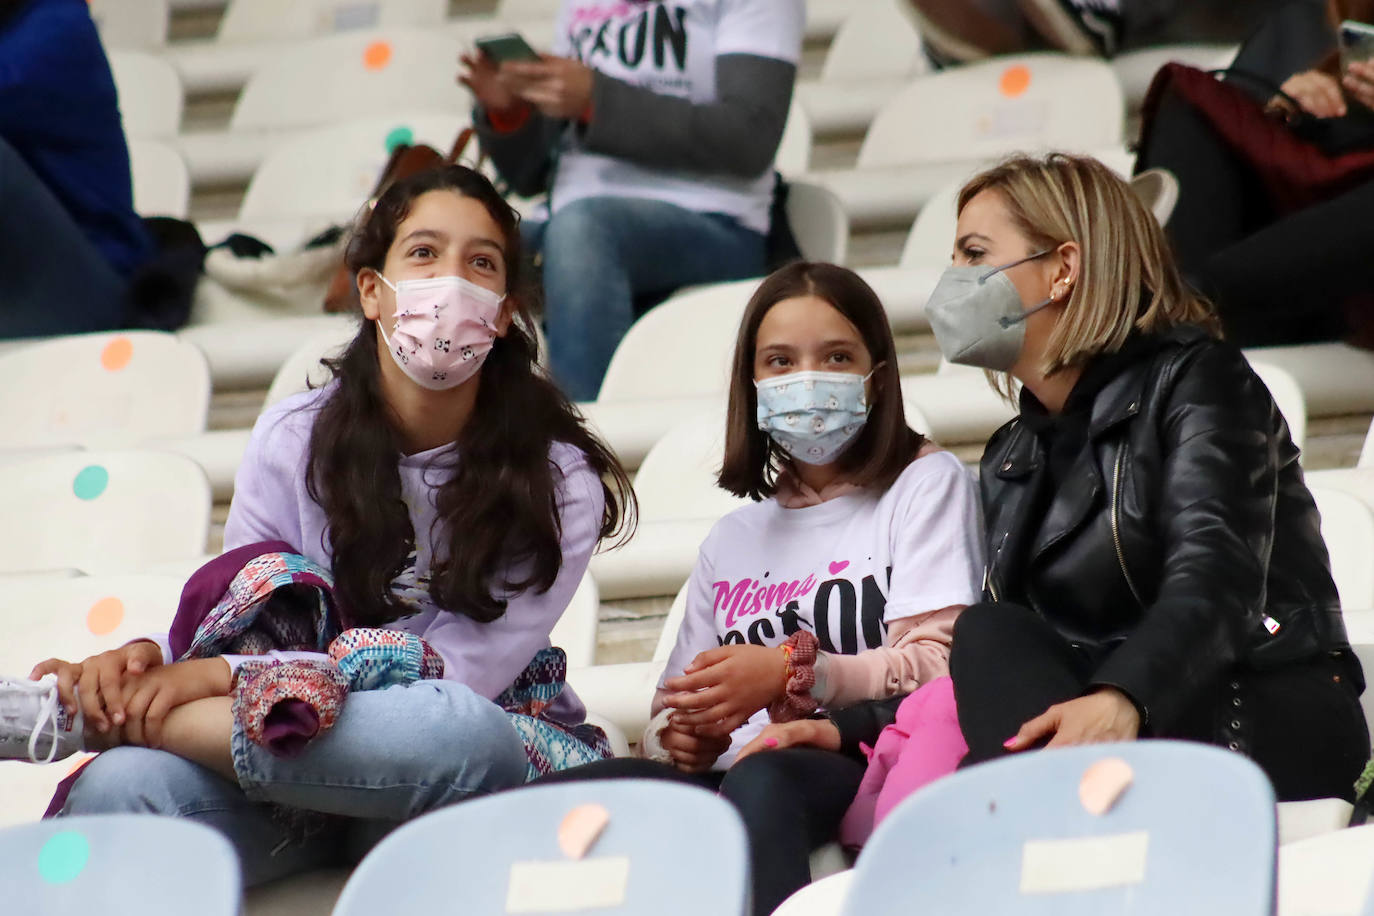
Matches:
[769,630,820,723]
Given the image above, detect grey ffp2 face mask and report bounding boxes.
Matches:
[925,250,1056,371]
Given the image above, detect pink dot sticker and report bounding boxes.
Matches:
[100,337,133,372]
[86,597,125,636]
[363,41,393,71]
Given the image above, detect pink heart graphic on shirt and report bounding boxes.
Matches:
[828,561,850,576]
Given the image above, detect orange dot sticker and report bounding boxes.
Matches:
[86,597,125,636]
[1000,64,1032,98]
[363,40,393,71]
[100,336,133,371]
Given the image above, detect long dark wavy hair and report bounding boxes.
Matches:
[307,165,635,627]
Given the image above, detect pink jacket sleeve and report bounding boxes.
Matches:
[811,605,964,709]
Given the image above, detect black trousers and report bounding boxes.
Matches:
[1136,86,1374,348]
[536,749,864,916]
[949,602,1370,802]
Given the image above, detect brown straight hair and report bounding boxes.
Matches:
[717,262,926,501]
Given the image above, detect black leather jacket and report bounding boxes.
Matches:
[980,325,1358,732]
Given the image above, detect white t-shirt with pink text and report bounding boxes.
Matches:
[660,450,985,767]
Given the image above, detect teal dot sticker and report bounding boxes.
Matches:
[38,831,89,884]
[72,466,109,501]
[383,126,414,153]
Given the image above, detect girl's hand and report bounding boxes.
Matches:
[734,719,841,764]
[31,641,164,733]
[501,56,595,120]
[120,658,232,749]
[458,51,522,113]
[658,716,731,774]
[1003,687,1141,752]
[1278,70,1348,119]
[1344,60,1374,111]
[662,645,789,737]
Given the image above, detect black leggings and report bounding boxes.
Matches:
[536,749,865,916]
[949,601,1370,802]
[1137,86,1374,347]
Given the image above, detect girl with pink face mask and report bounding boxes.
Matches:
[5,166,636,888]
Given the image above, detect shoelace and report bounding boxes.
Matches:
[0,675,64,764]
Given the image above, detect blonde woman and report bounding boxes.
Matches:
[923,153,1368,801]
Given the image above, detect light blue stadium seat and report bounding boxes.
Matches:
[2,814,241,915]
[332,779,749,916]
[843,741,1277,916]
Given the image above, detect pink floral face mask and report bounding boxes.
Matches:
[377,274,505,390]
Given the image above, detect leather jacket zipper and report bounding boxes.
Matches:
[1111,446,1146,610]
[985,532,1007,602]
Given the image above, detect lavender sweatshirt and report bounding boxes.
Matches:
[151,386,603,723]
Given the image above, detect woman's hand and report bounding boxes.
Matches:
[661,645,789,737]
[500,56,596,120]
[734,719,842,763]
[120,659,232,749]
[1278,69,1348,119]
[1003,687,1141,752]
[458,51,521,113]
[31,641,164,734]
[658,716,731,774]
[1344,60,1374,111]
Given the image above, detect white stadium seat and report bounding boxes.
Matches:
[787,180,851,265]
[177,31,467,185]
[90,0,170,49]
[217,0,449,44]
[0,451,211,577]
[0,332,209,451]
[1249,361,1309,455]
[1310,487,1374,613]
[810,54,1127,229]
[777,100,815,177]
[795,0,928,136]
[108,50,183,139]
[128,139,191,218]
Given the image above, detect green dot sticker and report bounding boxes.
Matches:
[38,831,89,884]
[384,126,414,153]
[72,465,109,501]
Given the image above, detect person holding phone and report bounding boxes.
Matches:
[458,1,804,402]
[1134,0,1374,349]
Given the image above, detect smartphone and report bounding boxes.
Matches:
[475,32,540,64]
[1339,19,1374,73]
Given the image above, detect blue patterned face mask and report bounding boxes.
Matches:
[755,370,874,466]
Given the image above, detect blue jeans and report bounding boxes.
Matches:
[60,680,529,886]
[0,136,128,339]
[525,196,768,402]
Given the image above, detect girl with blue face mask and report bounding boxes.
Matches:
[540,262,986,916]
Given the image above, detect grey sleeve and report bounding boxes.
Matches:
[581,53,796,179]
[472,107,568,199]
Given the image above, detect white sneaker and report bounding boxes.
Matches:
[0,674,85,763]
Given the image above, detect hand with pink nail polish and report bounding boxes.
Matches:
[734,719,841,763]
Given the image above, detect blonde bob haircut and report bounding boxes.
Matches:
[958,153,1221,379]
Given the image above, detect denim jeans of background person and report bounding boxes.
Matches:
[467,0,805,402]
[522,197,766,400]
[0,0,154,338]
[61,679,529,885]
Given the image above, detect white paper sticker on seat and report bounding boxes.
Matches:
[506,857,630,912]
[1019,831,1149,895]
